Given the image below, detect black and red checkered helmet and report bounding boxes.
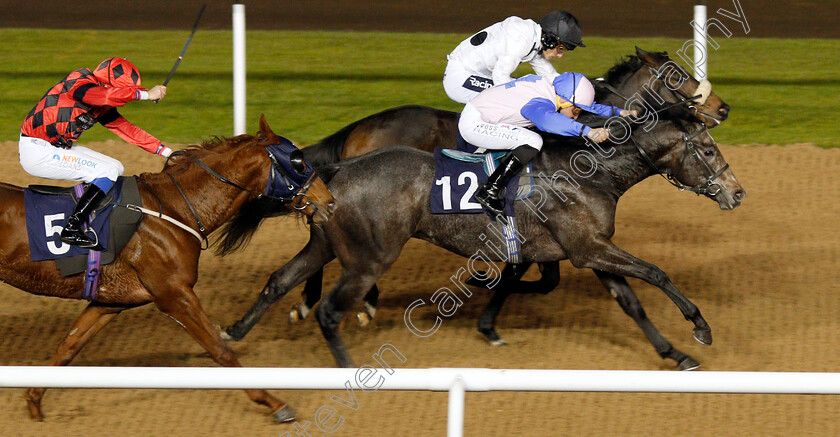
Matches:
[93,58,142,87]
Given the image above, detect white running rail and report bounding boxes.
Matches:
[3,367,840,437]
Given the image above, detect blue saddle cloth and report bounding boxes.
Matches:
[430,147,532,264]
[430,148,534,216]
[24,182,121,261]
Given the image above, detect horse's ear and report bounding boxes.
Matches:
[258,114,280,143]
[635,46,662,68]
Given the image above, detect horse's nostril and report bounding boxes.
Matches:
[719,106,730,116]
[328,201,337,212]
[734,190,745,200]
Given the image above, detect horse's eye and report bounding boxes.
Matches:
[289,149,306,173]
[704,149,714,157]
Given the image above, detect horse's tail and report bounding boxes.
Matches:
[302,119,363,168]
[215,197,297,256]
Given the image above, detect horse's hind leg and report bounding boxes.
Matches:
[24,303,127,421]
[594,270,700,370]
[154,287,295,423]
[224,229,335,341]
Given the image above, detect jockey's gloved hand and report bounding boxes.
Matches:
[587,127,610,143]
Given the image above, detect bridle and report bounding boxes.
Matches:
[630,123,729,196]
[596,67,729,195]
[595,63,720,125]
[147,145,318,249]
[646,66,722,126]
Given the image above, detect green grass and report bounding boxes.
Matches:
[1,29,838,147]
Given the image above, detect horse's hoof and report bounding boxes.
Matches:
[478,327,506,346]
[24,393,44,421]
[693,327,713,345]
[357,302,377,327]
[357,311,371,327]
[220,327,242,342]
[289,304,310,324]
[678,356,701,371]
[272,404,296,423]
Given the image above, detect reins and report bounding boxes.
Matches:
[124,147,316,250]
[594,65,729,195]
[596,77,703,118]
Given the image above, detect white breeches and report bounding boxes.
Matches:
[19,134,124,183]
[457,103,543,153]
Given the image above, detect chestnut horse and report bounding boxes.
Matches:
[264,47,735,347]
[0,115,335,422]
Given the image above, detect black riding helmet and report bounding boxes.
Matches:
[540,10,585,50]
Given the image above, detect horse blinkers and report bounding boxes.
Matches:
[264,140,317,210]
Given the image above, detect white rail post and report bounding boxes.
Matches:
[693,3,708,80]
[447,375,465,437]
[232,3,246,135]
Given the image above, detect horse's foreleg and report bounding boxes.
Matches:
[25,303,126,421]
[466,262,559,294]
[316,271,382,368]
[575,241,712,346]
[475,262,559,345]
[532,262,561,294]
[466,262,529,289]
[477,288,512,346]
[224,234,335,341]
[154,288,295,423]
[593,270,701,370]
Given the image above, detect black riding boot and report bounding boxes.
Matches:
[474,145,539,216]
[60,184,106,248]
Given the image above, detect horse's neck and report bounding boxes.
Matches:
[597,144,660,195]
[140,166,251,233]
[538,139,662,198]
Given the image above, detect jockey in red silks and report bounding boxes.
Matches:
[459,72,638,215]
[19,57,170,248]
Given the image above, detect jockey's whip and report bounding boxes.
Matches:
[156,4,206,102]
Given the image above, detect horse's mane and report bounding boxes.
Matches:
[214,195,301,256]
[144,132,299,256]
[162,134,257,172]
[602,50,669,86]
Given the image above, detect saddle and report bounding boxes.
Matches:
[23,176,144,277]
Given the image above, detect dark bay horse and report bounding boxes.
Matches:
[284,47,734,344]
[0,115,335,422]
[221,118,745,369]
